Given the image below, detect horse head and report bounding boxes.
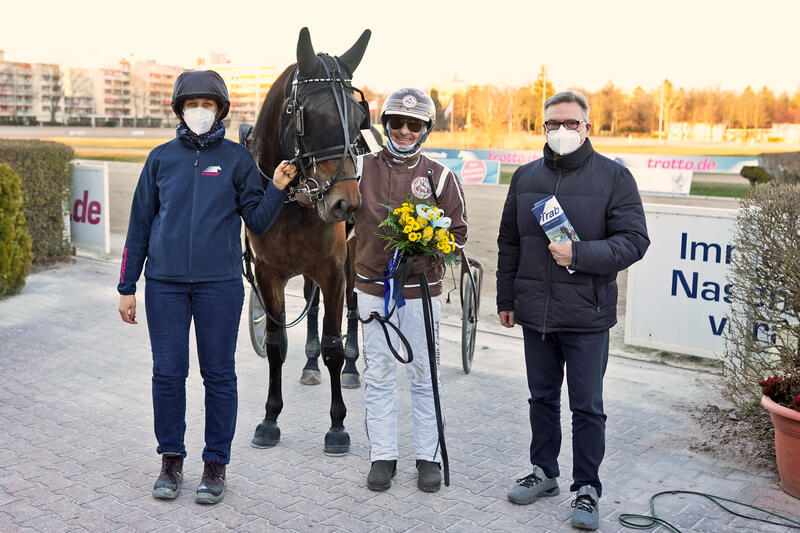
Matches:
[255,27,371,223]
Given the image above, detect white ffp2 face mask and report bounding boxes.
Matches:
[183,107,216,135]
[547,126,582,155]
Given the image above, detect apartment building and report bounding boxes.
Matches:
[131,60,183,126]
[2,48,278,126]
[0,50,61,124]
[200,61,279,124]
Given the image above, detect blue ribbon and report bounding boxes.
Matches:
[383,249,406,315]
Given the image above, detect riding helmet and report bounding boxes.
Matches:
[171,70,230,120]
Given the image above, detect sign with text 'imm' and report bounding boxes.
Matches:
[625,204,737,358]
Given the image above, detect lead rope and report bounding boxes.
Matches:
[356,256,415,364]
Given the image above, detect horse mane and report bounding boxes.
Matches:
[252,63,297,186]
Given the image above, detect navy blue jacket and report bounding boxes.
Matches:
[118,134,285,294]
[496,138,649,333]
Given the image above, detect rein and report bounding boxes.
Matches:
[242,234,318,330]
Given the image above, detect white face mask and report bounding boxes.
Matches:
[183,107,216,135]
[546,126,582,155]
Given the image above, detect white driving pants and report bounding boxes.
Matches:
[357,290,443,463]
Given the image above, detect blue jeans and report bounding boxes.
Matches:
[522,327,609,496]
[145,278,244,464]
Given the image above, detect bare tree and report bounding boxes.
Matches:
[48,79,63,124]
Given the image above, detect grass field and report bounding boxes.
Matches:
[43,137,167,150]
[50,132,780,198]
[74,151,148,163]
[428,131,800,156]
[500,169,751,198]
[48,130,800,157]
[689,182,751,198]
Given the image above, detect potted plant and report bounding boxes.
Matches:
[759,371,800,498]
[723,184,800,499]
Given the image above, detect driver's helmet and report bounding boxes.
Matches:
[380,88,435,128]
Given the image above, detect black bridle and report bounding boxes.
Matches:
[277,54,369,204]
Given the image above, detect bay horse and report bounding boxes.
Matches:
[246,27,370,454]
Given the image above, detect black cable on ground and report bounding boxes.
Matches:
[619,490,800,532]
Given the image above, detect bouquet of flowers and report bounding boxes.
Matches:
[378,201,457,261]
[376,200,457,314]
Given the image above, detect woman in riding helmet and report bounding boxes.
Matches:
[117,70,296,504]
[353,88,468,492]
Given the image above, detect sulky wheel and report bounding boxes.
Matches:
[461,265,479,374]
[248,287,267,358]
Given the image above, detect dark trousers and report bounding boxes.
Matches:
[522,327,609,496]
[145,278,244,464]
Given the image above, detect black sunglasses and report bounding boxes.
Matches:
[544,119,584,131]
[388,116,426,133]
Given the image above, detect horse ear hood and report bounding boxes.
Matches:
[297,27,319,78]
[338,29,371,77]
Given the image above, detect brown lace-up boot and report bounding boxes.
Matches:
[195,461,226,504]
[152,453,183,500]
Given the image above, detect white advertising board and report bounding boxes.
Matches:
[625,203,737,358]
[628,167,692,195]
[69,162,110,253]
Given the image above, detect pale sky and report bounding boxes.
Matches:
[5,0,798,95]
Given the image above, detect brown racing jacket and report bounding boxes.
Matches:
[353,147,468,299]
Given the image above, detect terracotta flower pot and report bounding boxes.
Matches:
[762,395,800,499]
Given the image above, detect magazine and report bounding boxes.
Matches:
[531,195,579,273]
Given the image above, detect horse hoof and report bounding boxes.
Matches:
[324,428,350,456]
[341,372,361,389]
[251,421,280,448]
[300,369,321,386]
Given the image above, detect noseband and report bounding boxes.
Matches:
[277,55,368,204]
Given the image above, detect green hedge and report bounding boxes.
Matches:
[739,165,773,187]
[0,139,74,264]
[0,163,33,296]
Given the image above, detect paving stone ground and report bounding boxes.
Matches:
[1,257,799,532]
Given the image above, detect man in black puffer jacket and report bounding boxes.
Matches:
[497,91,649,531]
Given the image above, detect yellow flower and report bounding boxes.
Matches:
[399,212,409,224]
[422,226,434,241]
[403,224,414,234]
[408,231,421,242]
[416,216,429,228]
[393,208,402,215]
[443,244,452,254]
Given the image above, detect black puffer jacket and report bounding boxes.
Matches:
[496,138,649,333]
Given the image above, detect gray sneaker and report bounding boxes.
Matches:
[570,485,600,530]
[507,465,559,505]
